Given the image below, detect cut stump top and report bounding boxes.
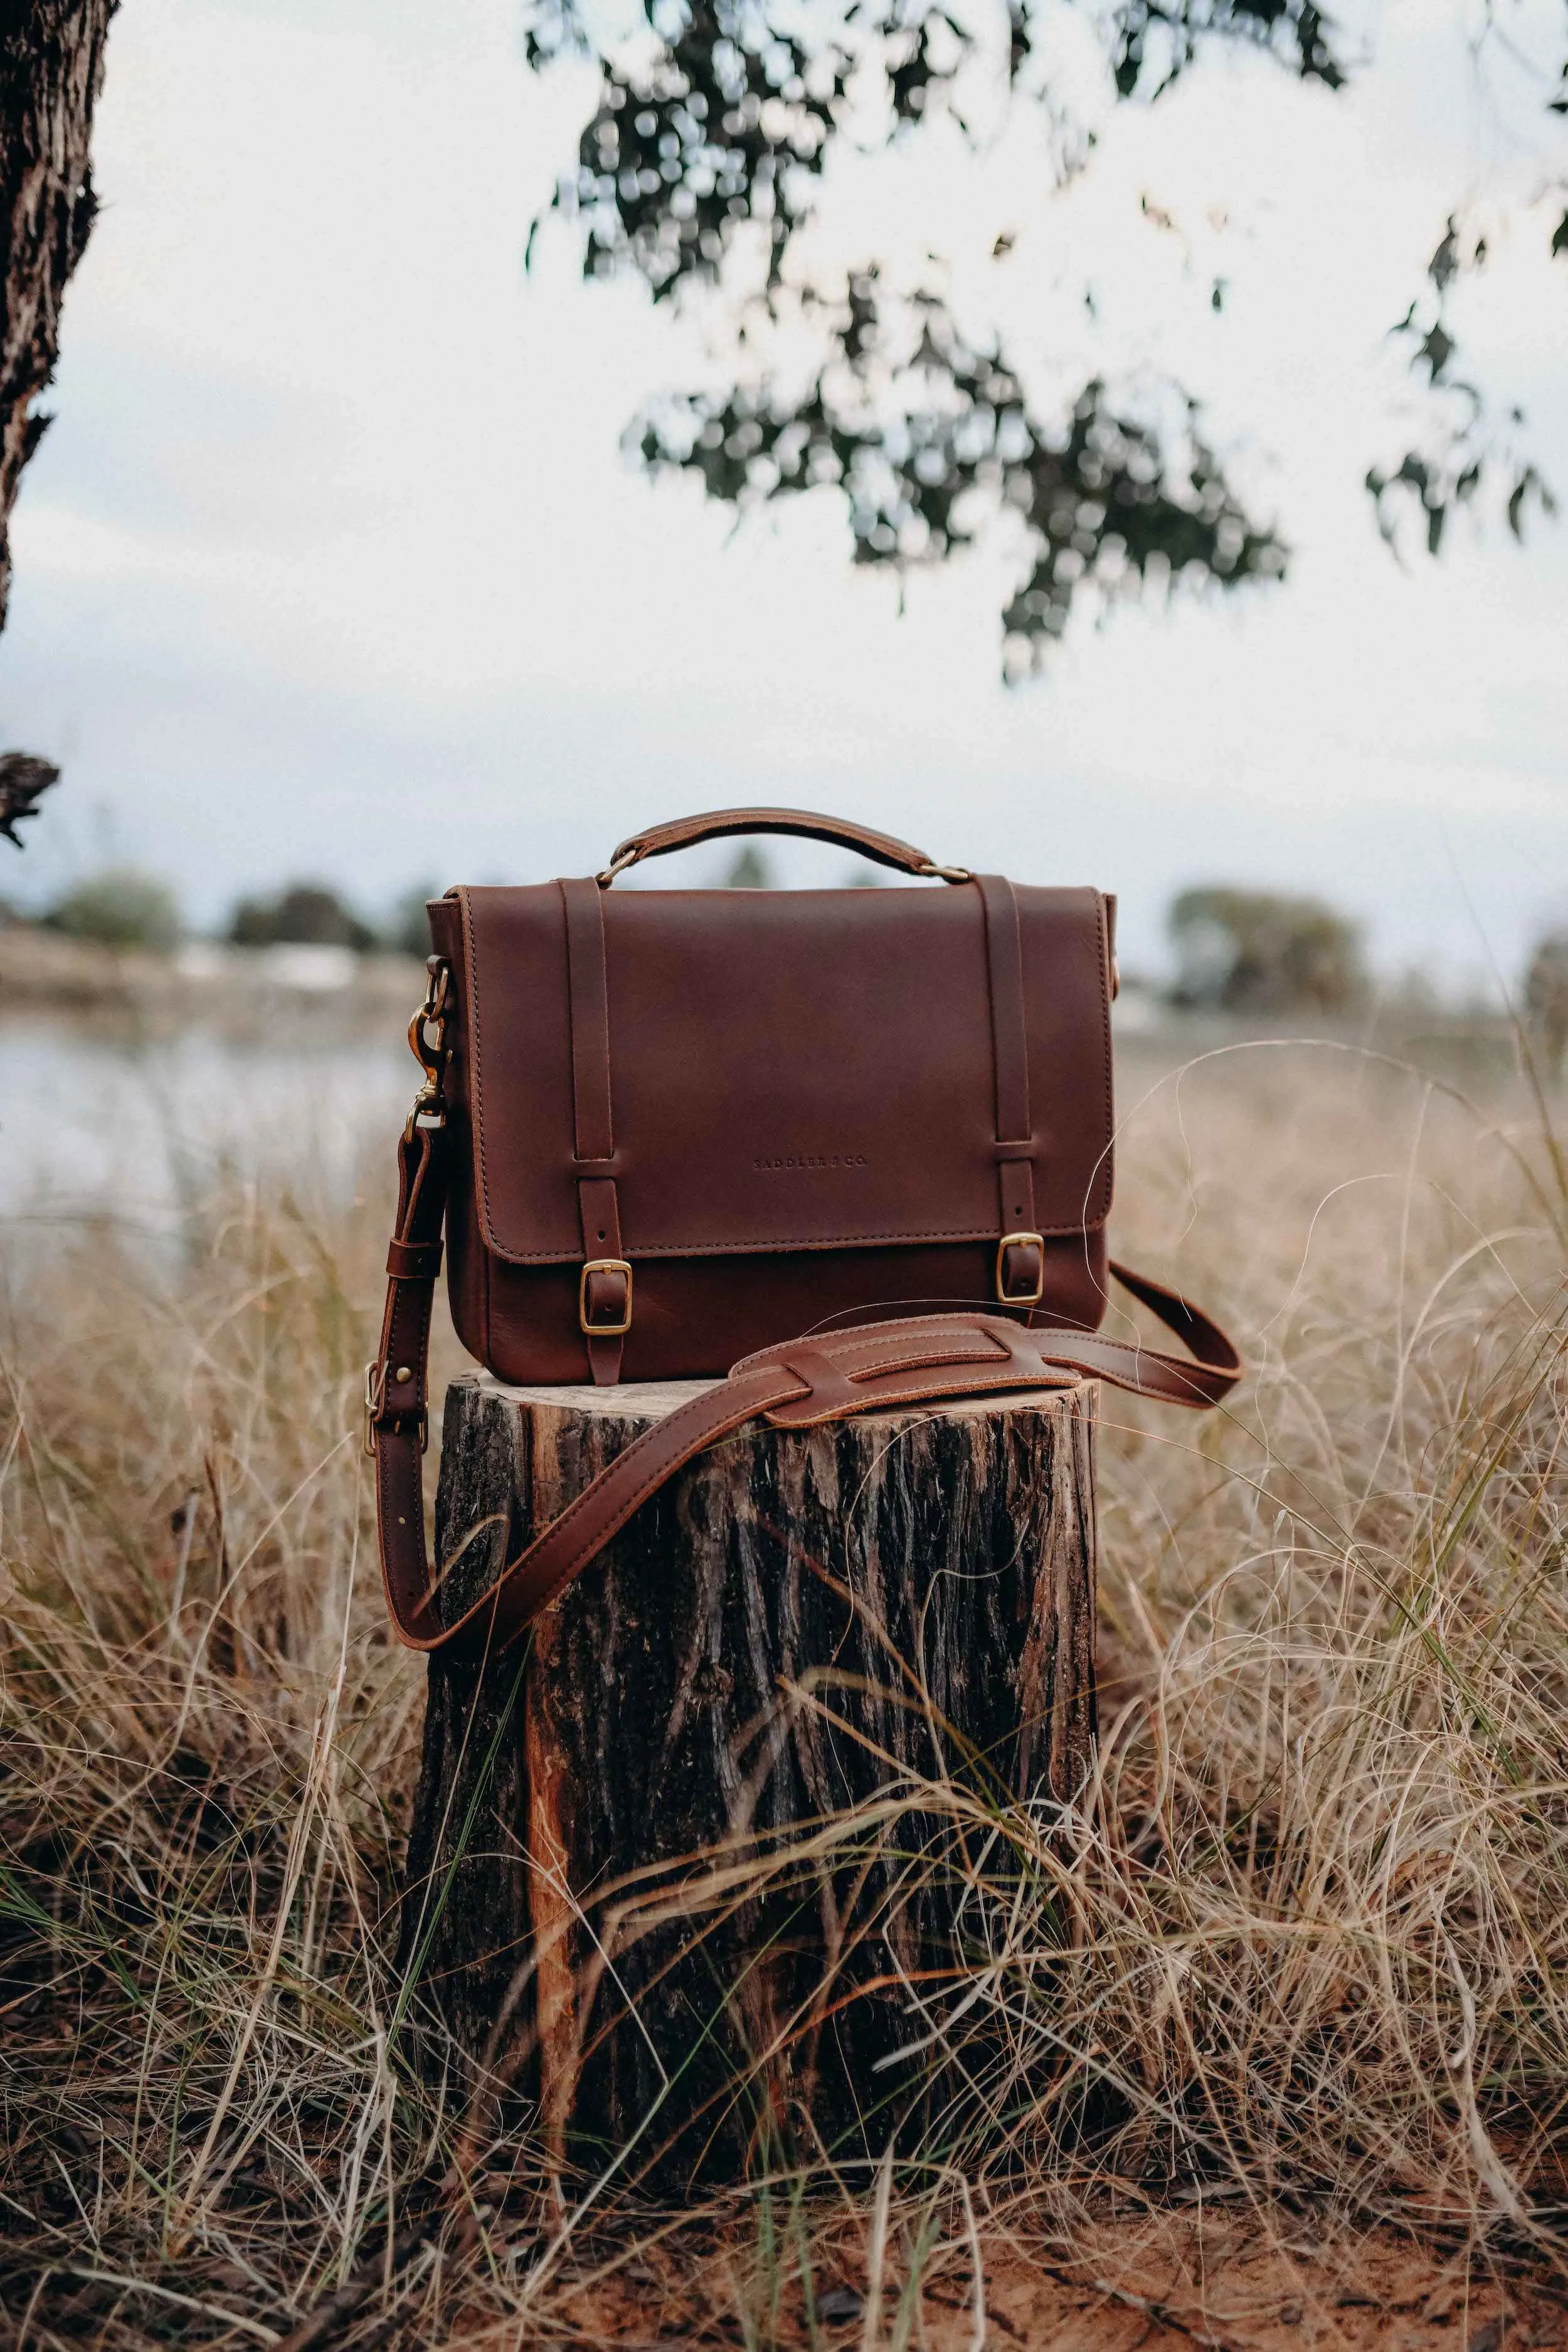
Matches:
[467,1368,1094,1421]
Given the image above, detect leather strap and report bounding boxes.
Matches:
[369,1109,453,1647]
[369,1113,1241,1660]
[560,876,627,1383]
[977,874,1039,1298]
[602,807,971,886]
[560,877,614,1161]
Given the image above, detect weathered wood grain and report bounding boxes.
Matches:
[401,1372,1098,2183]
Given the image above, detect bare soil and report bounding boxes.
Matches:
[530,2205,1565,2351]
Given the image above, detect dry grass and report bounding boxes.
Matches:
[1,1029,1565,2348]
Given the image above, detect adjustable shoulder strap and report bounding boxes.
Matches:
[368,1098,1241,1660]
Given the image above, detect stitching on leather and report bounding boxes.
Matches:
[732,1315,987,1369]
[776,1364,1074,1424]
[380,1433,435,1638]
[588,885,615,1155]
[800,1332,1010,1382]
[632,810,925,871]
[983,876,1039,1250]
[480,1179,492,1365]
[999,876,1031,1142]
[1091,886,1114,1224]
[561,876,616,1160]
[978,874,1009,1150]
[559,878,585,1160]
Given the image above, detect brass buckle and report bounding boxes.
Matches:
[995,1231,1045,1307]
[579,1258,633,1337]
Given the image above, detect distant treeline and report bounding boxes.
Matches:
[6,871,435,960]
[6,857,1567,1069]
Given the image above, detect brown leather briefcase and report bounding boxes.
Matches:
[368,808,1239,1655]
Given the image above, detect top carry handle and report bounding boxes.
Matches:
[598,805,974,886]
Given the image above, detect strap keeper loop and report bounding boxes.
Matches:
[386,1237,443,1281]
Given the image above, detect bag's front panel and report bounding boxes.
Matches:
[457,879,1113,1266]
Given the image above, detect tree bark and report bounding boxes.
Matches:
[1,0,115,632]
[401,1370,1098,2186]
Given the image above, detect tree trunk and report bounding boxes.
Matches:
[1,0,115,632]
[401,1370,1098,2186]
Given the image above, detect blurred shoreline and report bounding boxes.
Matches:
[0,922,428,1040]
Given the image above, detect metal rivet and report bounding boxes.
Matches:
[395,1365,412,1381]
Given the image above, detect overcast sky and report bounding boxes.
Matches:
[1,0,1565,988]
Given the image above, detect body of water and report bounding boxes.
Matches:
[0,1019,414,1236]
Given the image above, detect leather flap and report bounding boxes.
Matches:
[455,880,1113,1266]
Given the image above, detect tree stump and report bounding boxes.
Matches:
[401,1370,1098,2186]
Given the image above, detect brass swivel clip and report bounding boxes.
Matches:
[405,956,452,1136]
